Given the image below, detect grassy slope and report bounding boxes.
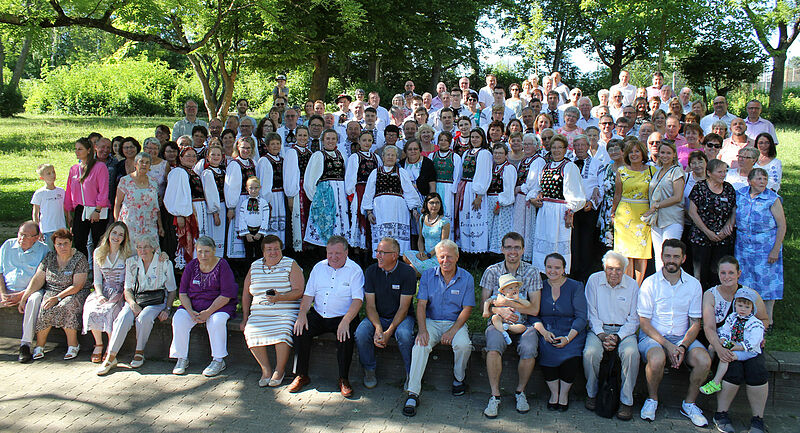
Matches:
[0,115,797,350]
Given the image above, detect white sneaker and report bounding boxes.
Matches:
[483,396,500,418]
[172,358,189,375]
[515,392,530,413]
[680,401,708,427]
[32,346,45,360]
[202,359,226,377]
[640,398,658,421]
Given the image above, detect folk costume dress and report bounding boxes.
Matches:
[303,148,350,247]
[361,165,421,256]
[164,165,206,269]
[527,159,585,273]
[345,151,381,250]
[486,160,518,254]
[514,154,545,261]
[613,166,654,259]
[257,152,288,245]
[224,156,258,258]
[201,162,227,257]
[431,149,462,223]
[453,147,492,253]
[284,144,313,251]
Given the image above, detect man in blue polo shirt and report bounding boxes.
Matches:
[0,221,49,363]
[402,239,474,417]
[355,237,417,389]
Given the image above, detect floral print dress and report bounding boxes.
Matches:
[118,175,160,240]
[598,163,618,247]
[613,166,654,259]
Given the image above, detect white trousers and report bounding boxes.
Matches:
[169,308,230,360]
[21,291,43,344]
[108,304,165,354]
[651,223,683,270]
[406,319,472,395]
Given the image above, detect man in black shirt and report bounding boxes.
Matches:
[354,237,417,389]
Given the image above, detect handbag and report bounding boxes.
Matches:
[133,260,165,307]
[595,347,622,419]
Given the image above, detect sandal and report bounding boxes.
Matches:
[402,394,419,417]
[130,351,145,368]
[700,380,722,395]
[91,345,104,363]
[64,345,80,360]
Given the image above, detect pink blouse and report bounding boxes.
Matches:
[64,162,110,211]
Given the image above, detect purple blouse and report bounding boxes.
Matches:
[179,258,239,318]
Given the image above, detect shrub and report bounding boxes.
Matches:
[0,84,25,117]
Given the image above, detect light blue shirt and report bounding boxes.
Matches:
[418,266,475,322]
[0,239,48,292]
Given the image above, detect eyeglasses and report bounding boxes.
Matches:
[737,154,755,159]
[599,122,614,125]
[706,143,722,149]
[502,245,523,251]
[468,98,477,101]
[376,250,398,255]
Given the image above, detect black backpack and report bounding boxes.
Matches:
[595,347,621,418]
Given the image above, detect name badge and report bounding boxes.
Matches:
[192,279,201,285]
[720,197,728,202]
[392,284,400,290]
[63,271,73,276]
[617,296,627,302]
[450,289,460,295]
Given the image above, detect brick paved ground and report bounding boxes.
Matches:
[0,337,796,433]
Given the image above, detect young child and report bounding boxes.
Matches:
[237,176,270,260]
[483,274,531,345]
[30,164,66,247]
[700,288,765,395]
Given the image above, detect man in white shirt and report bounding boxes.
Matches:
[610,70,637,106]
[362,107,384,150]
[289,236,365,397]
[172,99,208,140]
[480,86,516,129]
[276,108,300,148]
[351,100,366,124]
[700,96,736,135]
[340,121,362,159]
[478,74,497,108]
[434,108,457,141]
[558,87,582,111]
[368,91,391,127]
[458,77,472,106]
[637,239,710,427]
[333,94,354,127]
[659,86,673,112]
[744,99,778,144]
[234,98,257,130]
[598,115,622,146]
[552,71,570,105]
[430,82,447,110]
[608,89,624,120]
[236,117,260,159]
[576,97,599,130]
[448,88,467,119]
[404,80,417,96]
[646,72,664,100]
[592,89,610,118]
[583,251,640,420]
[679,87,693,114]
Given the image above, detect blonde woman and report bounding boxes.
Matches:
[643,141,685,270]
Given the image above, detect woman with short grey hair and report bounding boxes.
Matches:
[114,151,163,240]
[97,236,176,375]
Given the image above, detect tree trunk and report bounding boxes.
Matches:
[430,60,442,92]
[608,40,624,86]
[8,35,32,91]
[186,53,218,120]
[367,56,380,83]
[309,50,329,101]
[769,51,787,107]
[0,38,5,85]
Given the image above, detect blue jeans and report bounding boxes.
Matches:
[355,315,415,373]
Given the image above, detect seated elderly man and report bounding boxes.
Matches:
[0,221,49,363]
[582,251,640,420]
[402,239,474,417]
[290,236,364,397]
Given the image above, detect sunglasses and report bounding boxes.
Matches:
[706,143,722,149]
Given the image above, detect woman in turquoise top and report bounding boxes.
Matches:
[403,193,450,275]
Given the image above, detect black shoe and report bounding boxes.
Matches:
[18,345,32,363]
[452,380,467,396]
[547,402,559,411]
[558,402,569,412]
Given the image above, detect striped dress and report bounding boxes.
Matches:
[243,256,300,348]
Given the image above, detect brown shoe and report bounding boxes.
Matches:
[287,375,310,393]
[616,403,633,421]
[338,378,353,398]
[584,397,596,411]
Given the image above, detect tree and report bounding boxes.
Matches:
[678,39,763,102]
[578,0,707,85]
[737,0,800,106]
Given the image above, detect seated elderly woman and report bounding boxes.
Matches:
[241,235,304,387]
[18,228,90,361]
[96,235,176,375]
[170,236,238,377]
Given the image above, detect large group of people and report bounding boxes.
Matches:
[0,70,786,433]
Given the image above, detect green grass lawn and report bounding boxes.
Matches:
[0,114,797,350]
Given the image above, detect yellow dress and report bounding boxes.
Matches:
[614,166,654,259]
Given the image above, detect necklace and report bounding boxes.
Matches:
[426,214,441,226]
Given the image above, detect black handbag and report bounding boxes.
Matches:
[133,260,165,307]
[595,347,622,418]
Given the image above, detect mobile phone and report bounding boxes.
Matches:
[265,289,276,296]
